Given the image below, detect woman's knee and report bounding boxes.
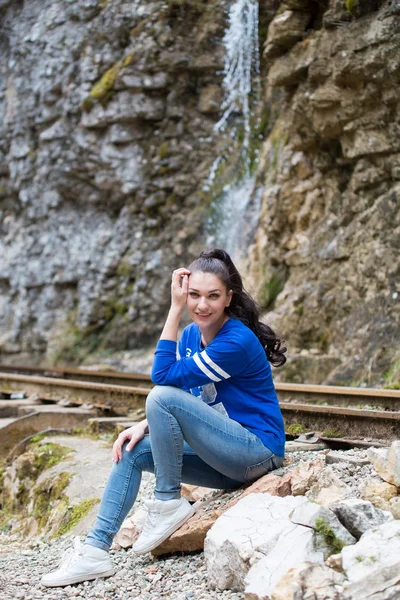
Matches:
[120,437,154,472]
[146,385,174,415]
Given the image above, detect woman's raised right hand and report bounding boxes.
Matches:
[112,421,148,463]
[170,267,191,310]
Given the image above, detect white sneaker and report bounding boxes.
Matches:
[41,537,115,587]
[132,497,195,554]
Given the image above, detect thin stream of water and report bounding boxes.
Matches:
[205,0,261,260]
[214,0,260,151]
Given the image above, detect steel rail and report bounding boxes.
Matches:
[0,372,148,412]
[1,366,400,409]
[1,370,400,442]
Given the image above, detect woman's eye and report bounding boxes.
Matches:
[189,292,199,298]
[209,294,219,299]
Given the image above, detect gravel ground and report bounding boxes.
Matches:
[0,470,244,600]
[284,446,379,496]
[0,539,245,600]
[0,445,383,600]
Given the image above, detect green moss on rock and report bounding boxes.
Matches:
[33,472,72,531]
[315,517,346,555]
[32,442,74,474]
[116,259,133,278]
[158,141,172,159]
[90,64,120,101]
[345,0,357,15]
[286,423,307,436]
[82,52,135,111]
[322,428,343,438]
[258,273,284,310]
[53,498,100,538]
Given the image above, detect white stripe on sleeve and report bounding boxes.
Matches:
[200,350,231,379]
[193,353,221,382]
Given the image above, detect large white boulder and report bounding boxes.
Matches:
[204,494,328,593]
[341,520,400,599]
[244,529,323,599]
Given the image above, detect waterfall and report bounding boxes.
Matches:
[214,0,260,153]
[205,0,261,261]
[206,178,263,258]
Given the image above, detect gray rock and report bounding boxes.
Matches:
[331,498,393,539]
[264,10,310,57]
[306,466,351,508]
[368,442,400,487]
[290,501,356,552]
[326,451,371,467]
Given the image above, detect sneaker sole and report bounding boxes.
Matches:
[132,503,195,554]
[41,568,115,587]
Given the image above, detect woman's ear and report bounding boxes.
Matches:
[226,289,233,307]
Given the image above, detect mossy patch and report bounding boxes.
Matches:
[322,428,344,438]
[31,442,74,474]
[49,302,133,365]
[286,423,307,436]
[33,472,72,531]
[158,141,172,160]
[318,329,331,353]
[116,259,134,278]
[89,64,120,102]
[72,426,113,444]
[345,0,357,15]
[258,273,285,310]
[315,517,346,555]
[15,481,30,509]
[48,310,104,365]
[53,498,100,538]
[383,353,400,390]
[82,52,135,111]
[29,433,47,444]
[0,507,13,532]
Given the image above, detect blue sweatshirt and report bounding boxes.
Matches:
[151,318,285,456]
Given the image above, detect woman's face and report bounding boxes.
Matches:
[186,271,232,332]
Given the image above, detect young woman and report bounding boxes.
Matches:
[41,248,287,587]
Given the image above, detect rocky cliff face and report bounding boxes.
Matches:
[249,0,400,385]
[0,0,228,363]
[0,0,398,385]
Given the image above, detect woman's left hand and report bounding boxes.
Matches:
[170,268,190,311]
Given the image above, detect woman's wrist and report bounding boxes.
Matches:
[159,306,182,341]
[140,419,149,434]
[169,304,184,317]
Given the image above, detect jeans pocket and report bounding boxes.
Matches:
[244,454,283,483]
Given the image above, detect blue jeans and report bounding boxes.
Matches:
[86,385,283,551]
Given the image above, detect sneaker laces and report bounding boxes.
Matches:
[59,537,84,569]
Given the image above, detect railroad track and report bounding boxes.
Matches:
[1,365,400,458]
[1,364,400,409]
